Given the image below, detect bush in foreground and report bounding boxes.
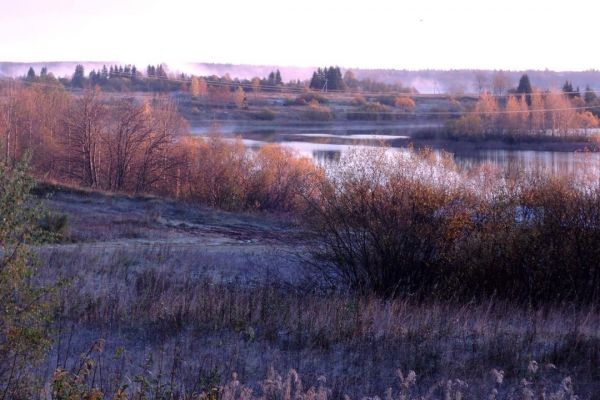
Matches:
[0,158,57,398]
[304,147,600,303]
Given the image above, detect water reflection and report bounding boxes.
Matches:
[191,124,600,175]
[453,149,600,175]
[312,150,342,163]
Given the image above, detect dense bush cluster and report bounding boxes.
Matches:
[181,137,322,211]
[304,147,600,303]
[250,108,277,121]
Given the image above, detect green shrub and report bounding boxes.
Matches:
[37,212,69,241]
[0,158,57,397]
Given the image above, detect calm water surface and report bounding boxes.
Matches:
[191,123,600,174]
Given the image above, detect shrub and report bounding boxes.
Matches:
[376,95,397,107]
[346,102,393,121]
[181,135,323,212]
[350,95,367,106]
[304,147,600,303]
[289,92,329,106]
[394,96,416,111]
[304,148,464,297]
[37,212,69,241]
[445,114,485,139]
[248,144,324,211]
[183,135,251,210]
[251,108,277,121]
[303,100,333,121]
[0,158,57,397]
[449,174,600,303]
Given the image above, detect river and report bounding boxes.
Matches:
[191,122,600,175]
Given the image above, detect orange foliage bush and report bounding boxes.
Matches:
[394,96,416,111]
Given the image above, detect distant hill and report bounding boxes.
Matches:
[2,61,600,94]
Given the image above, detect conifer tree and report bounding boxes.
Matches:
[72,64,86,88]
[26,67,36,80]
[516,74,532,105]
[584,85,597,104]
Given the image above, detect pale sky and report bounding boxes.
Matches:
[1,0,599,71]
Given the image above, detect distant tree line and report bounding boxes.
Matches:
[18,64,416,96]
[307,67,414,93]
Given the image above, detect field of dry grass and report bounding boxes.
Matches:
[25,185,600,399]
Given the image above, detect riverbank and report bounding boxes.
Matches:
[400,136,600,153]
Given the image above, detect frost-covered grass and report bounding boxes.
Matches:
[35,243,600,398]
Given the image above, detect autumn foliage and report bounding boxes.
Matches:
[0,83,321,212]
[447,90,599,138]
[180,136,322,211]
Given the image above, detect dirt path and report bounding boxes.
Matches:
[41,187,301,245]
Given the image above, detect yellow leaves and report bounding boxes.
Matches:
[180,135,322,211]
[504,95,529,134]
[576,111,599,130]
[394,96,415,111]
[190,76,208,98]
[232,87,246,109]
[450,90,597,137]
[444,209,475,243]
[475,92,498,115]
[141,101,152,117]
[304,101,333,121]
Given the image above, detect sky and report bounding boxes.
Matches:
[1,0,599,71]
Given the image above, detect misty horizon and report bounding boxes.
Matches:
[3,61,600,94]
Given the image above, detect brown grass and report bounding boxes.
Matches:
[29,242,600,398]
